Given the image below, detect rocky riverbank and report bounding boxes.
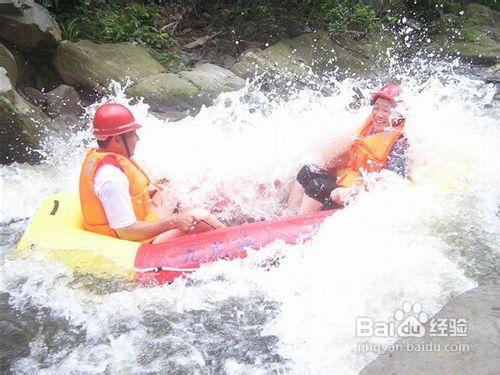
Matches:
[1,4,499,372]
[361,284,500,374]
[1,1,499,165]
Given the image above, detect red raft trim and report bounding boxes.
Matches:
[134,210,335,285]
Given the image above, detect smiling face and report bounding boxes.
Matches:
[371,97,395,129]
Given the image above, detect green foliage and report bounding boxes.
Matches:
[60,18,80,41]
[148,49,182,71]
[38,0,59,11]
[309,0,379,37]
[215,0,379,39]
[460,19,481,42]
[231,1,292,40]
[39,1,179,66]
[475,0,500,11]
[75,3,175,48]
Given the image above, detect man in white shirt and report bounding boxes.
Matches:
[79,103,225,243]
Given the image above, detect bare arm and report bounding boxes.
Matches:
[115,213,194,242]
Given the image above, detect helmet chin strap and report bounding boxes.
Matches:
[119,134,132,158]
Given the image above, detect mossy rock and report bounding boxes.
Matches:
[281,31,345,72]
[0,43,17,84]
[232,40,312,81]
[449,40,499,65]
[53,40,165,93]
[0,0,61,51]
[179,63,245,100]
[232,31,375,83]
[0,67,51,164]
[127,73,211,113]
[430,23,499,66]
[466,3,499,27]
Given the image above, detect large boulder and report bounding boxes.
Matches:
[467,3,499,27]
[0,67,51,164]
[0,0,26,15]
[45,84,82,118]
[126,72,211,114]
[0,293,32,373]
[0,42,18,84]
[280,31,372,74]
[446,39,499,65]
[22,84,83,118]
[127,64,244,116]
[231,41,312,82]
[231,31,378,86]
[361,285,500,374]
[20,84,84,137]
[0,0,61,51]
[179,63,245,100]
[431,4,500,66]
[53,40,165,93]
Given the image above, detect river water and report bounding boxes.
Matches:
[1,60,499,373]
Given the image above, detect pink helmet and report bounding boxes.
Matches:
[370,84,402,106]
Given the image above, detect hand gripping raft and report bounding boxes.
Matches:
[16,193,335,285]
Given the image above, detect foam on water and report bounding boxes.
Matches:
[1,65,499,373]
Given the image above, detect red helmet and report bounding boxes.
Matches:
[93,103,141,140]
[370,84,402,106]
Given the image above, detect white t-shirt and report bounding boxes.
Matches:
[93,164,137,229]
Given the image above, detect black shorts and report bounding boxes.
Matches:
[296,165,343,209]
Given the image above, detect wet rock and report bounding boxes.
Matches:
[53,40,165,93]
[126,72,211,113]
[0,42,18,84]
[231,42,311,81]
[467,3,499,27]
[0,0,61,51]
[361,285,500,375]
[150,110,189,122]
[8,47,33,87]
[0,294,33,373]
[468,63,500,84]
[179,63,245,100]
[50,113,85,136]
[432,4,499,66]
[284,31,380,76]
[22,86,47,107]
[0,67,51,164]
[127,64,244,114]
[447,40,499,65]
[0,0,25,16]
[45,84,82,118]
[21,84,83,119]
[231,31,376,87]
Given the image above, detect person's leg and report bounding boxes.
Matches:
[288,165,330,210]
[287,180,305,209]
[298,177,336,215]
[298,194,323,215]
[152,229,185,244]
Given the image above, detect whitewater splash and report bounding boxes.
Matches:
[1,63,499,373]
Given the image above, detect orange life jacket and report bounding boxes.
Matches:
[79,149,152,238]
[336,115,405,188]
